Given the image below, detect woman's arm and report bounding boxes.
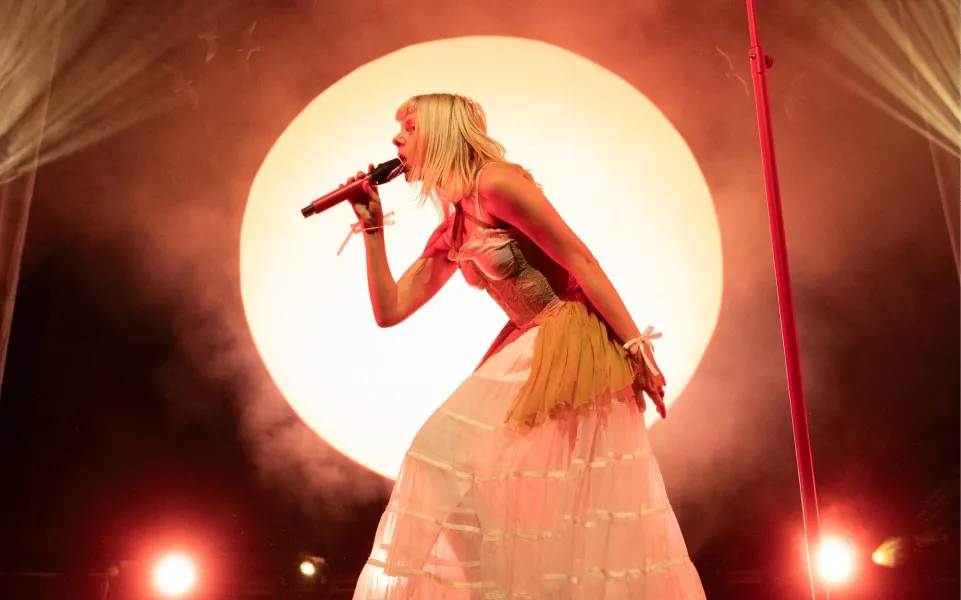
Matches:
[348,168,457,328]
[478,164,667,415]
[362,227,456,328]
[477,164,643,345]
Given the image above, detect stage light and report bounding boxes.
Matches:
[299,555,329,582]
[817,537,855,584]
[872,537,904,568]
[153,554,197,597]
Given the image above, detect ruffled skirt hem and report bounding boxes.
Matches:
[352,325,705,599]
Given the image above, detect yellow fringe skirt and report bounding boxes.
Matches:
[490,296,639,427]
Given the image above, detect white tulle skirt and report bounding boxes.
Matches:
[353,327,706,599]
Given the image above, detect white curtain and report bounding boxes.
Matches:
[0,0,222,395]
[0,0,61,394]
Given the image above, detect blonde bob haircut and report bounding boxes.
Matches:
[396,93,534,217]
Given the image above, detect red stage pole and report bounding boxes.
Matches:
[744,2,829,599]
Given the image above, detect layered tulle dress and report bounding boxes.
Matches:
[352,188,706,599]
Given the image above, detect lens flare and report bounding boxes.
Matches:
[817,538,855,584]
[872,536,905,567]
[153,555,197,597]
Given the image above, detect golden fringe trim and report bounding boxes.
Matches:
[505,300,637,427]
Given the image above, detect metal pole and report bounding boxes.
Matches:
[743,2,828,599]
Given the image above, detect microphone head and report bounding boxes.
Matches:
[370,158,404,185]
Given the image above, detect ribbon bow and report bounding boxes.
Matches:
[623,325,663,376]
[336,211,396,256]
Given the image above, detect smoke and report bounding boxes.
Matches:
[624,0,960,558]
[12,37,394,550]
[16,0,400,534]
[0,0,239,183]
[819,0,959,157]
[8,0,955,571]
[125,176,392,529]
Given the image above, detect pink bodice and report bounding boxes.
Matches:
[446,213,578,329]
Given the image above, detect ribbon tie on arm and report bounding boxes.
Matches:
[336,211,396,256]
[622,325,663,377]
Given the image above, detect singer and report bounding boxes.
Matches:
[346,93,705,599]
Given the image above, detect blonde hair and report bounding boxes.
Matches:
[396,93,534,217]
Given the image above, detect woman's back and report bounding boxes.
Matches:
[448,202,578,329]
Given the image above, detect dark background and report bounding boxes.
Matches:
[0,0,957,598]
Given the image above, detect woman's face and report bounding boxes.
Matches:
[393,110,421,181]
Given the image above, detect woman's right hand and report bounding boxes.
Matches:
[346,163,384,229]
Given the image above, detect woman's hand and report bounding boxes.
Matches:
[632,344,667,419]
[346,163,383,228]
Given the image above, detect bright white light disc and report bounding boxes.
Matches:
[241,37,722,479]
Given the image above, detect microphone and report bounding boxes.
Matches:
[301,158,404,218]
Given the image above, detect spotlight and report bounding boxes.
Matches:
[153,554,197,597]
[299,561,316,577]
[298,555,329,584]
[817,537,855,584]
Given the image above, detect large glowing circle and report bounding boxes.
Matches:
[241,37,722,479]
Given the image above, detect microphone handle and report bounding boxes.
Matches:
[302,178,365,218]
[301,158,403,218]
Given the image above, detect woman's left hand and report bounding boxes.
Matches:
[632,345,667,419]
